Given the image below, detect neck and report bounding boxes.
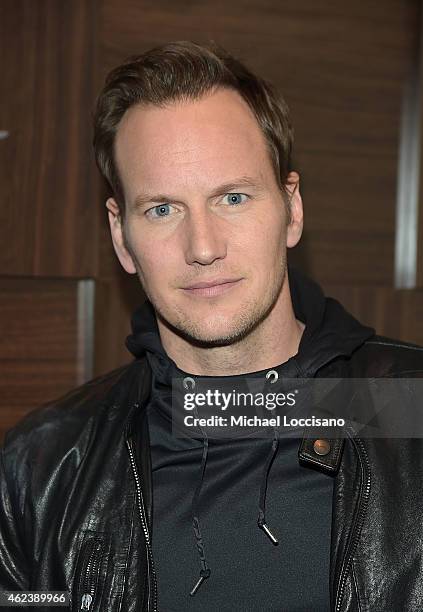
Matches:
[157,280,305,376]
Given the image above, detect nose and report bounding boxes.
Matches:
[183,207,227,266]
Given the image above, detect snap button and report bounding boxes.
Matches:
[265,370,279,384]
[313,439,331,456]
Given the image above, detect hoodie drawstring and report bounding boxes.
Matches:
[187,368,281,595]
[257,369,280,545]
[257,427,279,545]
[190,430,211,596]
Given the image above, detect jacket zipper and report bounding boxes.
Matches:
[126,436,158,612]
[334,436,371,611]
[77,537,104,611]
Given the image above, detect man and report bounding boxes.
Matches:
[1,40,422,612]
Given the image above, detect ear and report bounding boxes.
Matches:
[285,171,304,248]
[106,198,137,274]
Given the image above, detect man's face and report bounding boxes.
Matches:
[108,88,303,345]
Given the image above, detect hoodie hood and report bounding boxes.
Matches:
[126,264,375,379]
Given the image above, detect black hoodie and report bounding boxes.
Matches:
[126,265,375,612]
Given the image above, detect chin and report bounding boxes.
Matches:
[186,322,241,346]
[165,305,267,348]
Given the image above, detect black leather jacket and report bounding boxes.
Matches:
[2,258,423,612]
[1,336,423,611]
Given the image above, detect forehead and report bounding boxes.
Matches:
[114,88,274,197]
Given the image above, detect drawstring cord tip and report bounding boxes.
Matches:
[258,520,279,545]
[190,570,211,596]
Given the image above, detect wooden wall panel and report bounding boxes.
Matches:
[0,0,99,278]
[0,279,84,442]
[94,275,142,376]
[324,284,423,347]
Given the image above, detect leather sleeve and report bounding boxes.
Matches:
[0,443,30,590]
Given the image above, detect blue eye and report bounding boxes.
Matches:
[147,203,172,218]
[224,193,248,206]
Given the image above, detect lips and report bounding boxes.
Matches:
[181,278,243,297]
[183,278,242,290]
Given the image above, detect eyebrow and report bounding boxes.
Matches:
[132,176,265,210]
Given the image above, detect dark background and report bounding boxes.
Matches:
[1,0,422,441]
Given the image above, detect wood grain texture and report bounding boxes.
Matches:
[0,0,100,277]
[323,284,423,347]
[99,0,418,285]
[0,279,81,442]
[94,275,143,375]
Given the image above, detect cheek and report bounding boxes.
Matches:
[268,212,288,254]
[249,214,286,258]
[257,225,287,283]
[131,238,177,287]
